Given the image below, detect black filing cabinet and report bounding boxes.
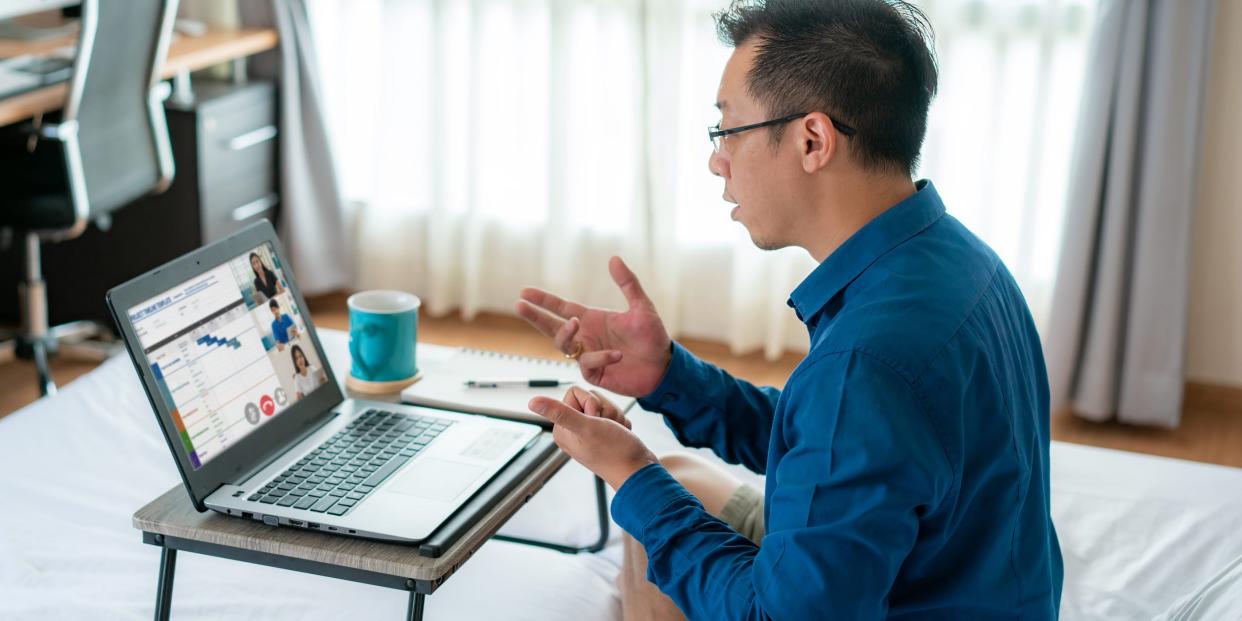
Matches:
[177,79,280,244]
[0,79,280,327]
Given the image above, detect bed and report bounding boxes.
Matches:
[3,329,1241,620]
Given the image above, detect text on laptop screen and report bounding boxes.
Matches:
[127,243,328,470]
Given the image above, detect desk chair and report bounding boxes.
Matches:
[0,0,179,396]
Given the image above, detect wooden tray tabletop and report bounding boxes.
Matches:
[133,449,569,584]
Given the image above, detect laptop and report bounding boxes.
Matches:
[107,221,542,543]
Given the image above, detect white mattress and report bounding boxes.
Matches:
[1,329,1240,620]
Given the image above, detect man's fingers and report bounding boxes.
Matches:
[565,386,604,420]
[514,300,565,338]
[519,287,589,321]
[563,386,590,412]
[553,317,580,355]
[567,385,629,431]
[529,397,587,431]
[609,257,655,311]
[578,349,622,374]
[591,389,632,429]
[589,389,615,413]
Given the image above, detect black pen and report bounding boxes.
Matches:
[464,379,571,388]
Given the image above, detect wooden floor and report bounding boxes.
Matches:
[3,292,1241,469]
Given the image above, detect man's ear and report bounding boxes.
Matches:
[799,112,837,173]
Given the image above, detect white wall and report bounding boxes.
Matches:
[1186,0,1242,386]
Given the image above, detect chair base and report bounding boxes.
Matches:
[0,320,121,397]
[1,230,122,398]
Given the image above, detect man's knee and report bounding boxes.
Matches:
[659,452,742,516]
[659,452,703,479]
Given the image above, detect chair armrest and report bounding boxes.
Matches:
[14,119,77,144]
[152,80,172,102]
[36,120,78,142]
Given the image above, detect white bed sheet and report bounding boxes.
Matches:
[1,329,1240,620]
[1052,442,1242,619]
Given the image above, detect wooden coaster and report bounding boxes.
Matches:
[345,371,423,395]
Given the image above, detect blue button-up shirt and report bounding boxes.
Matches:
[613,181,1063,620]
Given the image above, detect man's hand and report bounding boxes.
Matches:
[530,389,657,491]
[561,386,632,429]
[516,257,672,397]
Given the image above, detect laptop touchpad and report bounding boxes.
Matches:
[387,458,486,502]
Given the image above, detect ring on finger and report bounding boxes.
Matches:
[565,340,584,360]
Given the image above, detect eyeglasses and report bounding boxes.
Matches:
[708,112,856,152]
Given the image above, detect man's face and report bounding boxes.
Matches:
[271,305,281,319]
[708,40,807,251]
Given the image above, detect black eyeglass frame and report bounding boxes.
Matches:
[708,112,856,151]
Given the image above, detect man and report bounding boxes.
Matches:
[517,0,1062,619]
[269,299,298,351]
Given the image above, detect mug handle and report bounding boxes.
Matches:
[349,321,393,380]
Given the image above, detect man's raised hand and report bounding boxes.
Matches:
[515,257,672,397]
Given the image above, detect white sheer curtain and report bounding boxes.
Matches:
[308,0,1095,359]
[918,0,1096,323]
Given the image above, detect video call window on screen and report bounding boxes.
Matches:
[128,243,328,470]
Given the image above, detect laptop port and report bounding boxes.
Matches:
[307,522,321,529]
[241,512,253,520]
[327,526,337,531]
[289,519,304,527]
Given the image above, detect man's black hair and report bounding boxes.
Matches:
[715,0,938,174]
[269,299,280,310]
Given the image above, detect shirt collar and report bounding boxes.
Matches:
[787,179,946,323]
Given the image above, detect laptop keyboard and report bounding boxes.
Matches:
[247,409,454,517]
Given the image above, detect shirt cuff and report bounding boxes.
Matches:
[637,341,703,416]
[610,462,698,540]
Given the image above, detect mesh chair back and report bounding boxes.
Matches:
[68,0,176,215]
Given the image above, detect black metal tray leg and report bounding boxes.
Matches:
[493,475,610,554]
[154,544,177,621]
[408,591,425,621]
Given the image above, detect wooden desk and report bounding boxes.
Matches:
[0,27,278,128]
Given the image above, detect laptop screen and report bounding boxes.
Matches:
[126,242,328,470]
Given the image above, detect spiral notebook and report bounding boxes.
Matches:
[400,348,637,424]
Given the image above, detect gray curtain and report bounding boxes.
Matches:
[239,0,352,295]
[1045,0,1215,428]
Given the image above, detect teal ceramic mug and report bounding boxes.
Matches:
[347,290,420,382]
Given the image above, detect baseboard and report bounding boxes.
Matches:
[1183,381,1242,414]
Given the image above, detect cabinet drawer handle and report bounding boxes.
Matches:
[227,125,277,151]
[232,194,279,221]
